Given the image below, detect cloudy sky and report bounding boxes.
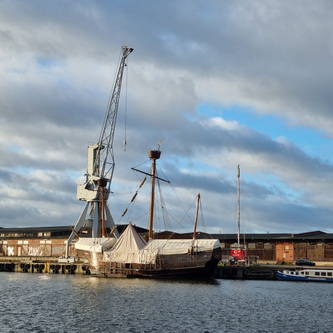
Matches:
[1,0,333,235]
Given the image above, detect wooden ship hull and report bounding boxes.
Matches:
[97,247,222,279]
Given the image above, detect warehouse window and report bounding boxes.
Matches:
[264,243,272,250]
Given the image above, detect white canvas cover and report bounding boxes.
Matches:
[103,223,147,262]
[143,238,221,255]
[75,237,116,253]
[103,223,221,264]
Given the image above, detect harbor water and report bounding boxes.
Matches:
[1,272,332,333]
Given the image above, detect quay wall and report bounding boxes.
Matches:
[0,257,90,275]
[2,256,333,279]
[0,257,281,279]
[215,262,333,280]
[215,265,279,280]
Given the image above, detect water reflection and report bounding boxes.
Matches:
[1,273,333,333]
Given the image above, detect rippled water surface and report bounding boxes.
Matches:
[1,272,333,332]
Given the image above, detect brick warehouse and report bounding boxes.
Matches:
[1,226,333,263]
[217,230,333,262]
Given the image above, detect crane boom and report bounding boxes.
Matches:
[65,46,133,258]
[94,46,134,183]
[77,46,133,202]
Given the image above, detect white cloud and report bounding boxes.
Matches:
[0,0,333,235]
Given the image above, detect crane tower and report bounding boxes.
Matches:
[65,46,134,258]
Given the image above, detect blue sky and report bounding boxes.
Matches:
[1,0,333,235]
[199,103,332,163]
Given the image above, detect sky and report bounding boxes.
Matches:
[1,0,333,235]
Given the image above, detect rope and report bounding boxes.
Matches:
[124,56,129,151]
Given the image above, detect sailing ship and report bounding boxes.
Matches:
[230,165,247,263]
[94,148,222,279]
[65,47,221,277]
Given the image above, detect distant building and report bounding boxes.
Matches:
[0,225,146,258]
[0,226,332,262]
[216,230,333,262]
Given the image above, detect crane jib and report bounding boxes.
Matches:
[93,46,133,180]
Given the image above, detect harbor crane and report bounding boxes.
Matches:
[65,46,134,258]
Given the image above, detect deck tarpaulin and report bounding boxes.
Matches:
[75,237,116,253]
[103,223,220,264]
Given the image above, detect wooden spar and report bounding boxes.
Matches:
[139,177,147,188]
[101,186,106,237]
[69,225,80,238]
[148,150,161,239]
[98,178,108,237]
[131,192,138,202]
[131,168,170,183]
[121,177,146,217]
[193,193,201,240]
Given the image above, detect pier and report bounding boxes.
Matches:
[0,257,90,275]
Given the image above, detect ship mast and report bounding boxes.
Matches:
[237,164,241,247]
[193,193,200,240]
[131,144,169,240]
[148,149,161,239]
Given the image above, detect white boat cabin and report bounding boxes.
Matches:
[284,269,333,278]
